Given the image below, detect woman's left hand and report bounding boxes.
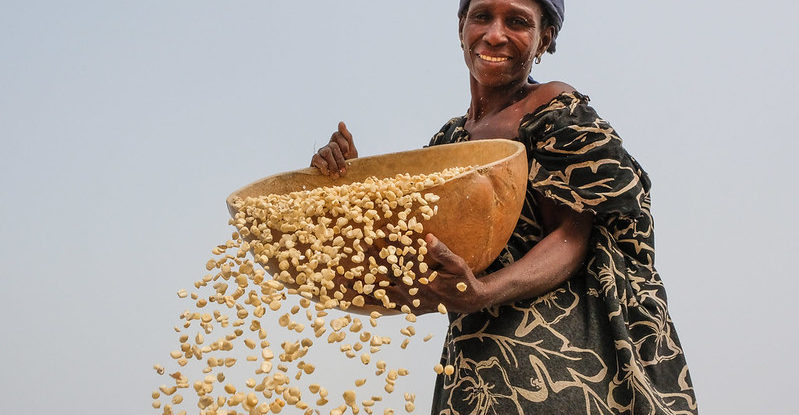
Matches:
[385,233,488,314]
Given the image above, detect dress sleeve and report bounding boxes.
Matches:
[519,92,651,217]
[427,116,467,147]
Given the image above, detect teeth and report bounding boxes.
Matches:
[478,54,509,62]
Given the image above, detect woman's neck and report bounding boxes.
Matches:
[467,78,533,121]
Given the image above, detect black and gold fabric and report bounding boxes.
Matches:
[428,92,698,414]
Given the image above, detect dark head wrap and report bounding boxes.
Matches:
[457,0,564,53]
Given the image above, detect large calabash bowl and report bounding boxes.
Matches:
[226,139,527,312]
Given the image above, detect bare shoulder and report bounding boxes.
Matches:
[522,81,577,113]
[537,81,576,97]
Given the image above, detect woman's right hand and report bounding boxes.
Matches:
[311,121,358,178]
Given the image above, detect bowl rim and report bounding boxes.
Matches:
[225,138,525,212]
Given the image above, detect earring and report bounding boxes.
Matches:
[534,55,542,64]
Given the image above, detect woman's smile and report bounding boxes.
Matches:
[477,53,511,63]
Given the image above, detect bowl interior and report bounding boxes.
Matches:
[226,139,525,212]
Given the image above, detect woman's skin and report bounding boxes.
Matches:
[311,0,593,314]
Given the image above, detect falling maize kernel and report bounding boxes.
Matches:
[343,390,357,405]
[159,385,177,396]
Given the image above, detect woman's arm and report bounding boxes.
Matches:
[388,193,593,314]
[471,194,593,309]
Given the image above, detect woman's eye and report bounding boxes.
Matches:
[508,17,530,27]
[470,13,490,22]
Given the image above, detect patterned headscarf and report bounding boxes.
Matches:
[457,0,564,53]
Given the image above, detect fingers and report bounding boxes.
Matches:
[313,142,346,178]
[313,147,338,178]
[424,234,469,274]
[338,121,352,140]
[310,153,330,175]
[330,122,357,164]
[328,139,347,175]
[330,130,350,158]
[338,121,356,157]
[331,128,349,156]
[310,122,357,178]
[371,235,478,315]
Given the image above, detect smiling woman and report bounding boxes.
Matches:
[459,0,550,89]
[311,0,698,414]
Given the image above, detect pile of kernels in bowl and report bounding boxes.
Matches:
[152,166,473,415]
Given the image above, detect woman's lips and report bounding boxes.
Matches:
[477,53,510,63]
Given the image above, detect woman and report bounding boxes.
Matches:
[312,0,698,413]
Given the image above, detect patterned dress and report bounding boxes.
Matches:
[428,92,698,414]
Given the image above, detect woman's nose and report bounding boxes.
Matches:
[483,20,508,45]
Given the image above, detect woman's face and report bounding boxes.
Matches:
[459,0,551,88]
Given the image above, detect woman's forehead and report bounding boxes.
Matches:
[461,0,543,15]
[461,0,565,27]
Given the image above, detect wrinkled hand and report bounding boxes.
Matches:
[311,121,358,178]
[386,234,487,315]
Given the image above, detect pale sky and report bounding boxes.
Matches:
[1,1,798,414]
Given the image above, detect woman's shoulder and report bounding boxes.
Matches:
[533,81,577,99]
[428,115,468,147]
[521,81,578,115]
[519,83,651,217]
[517,81,601,133]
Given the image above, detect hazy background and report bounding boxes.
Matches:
[2,1,797,413]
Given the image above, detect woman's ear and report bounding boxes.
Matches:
[539,26,554,55]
